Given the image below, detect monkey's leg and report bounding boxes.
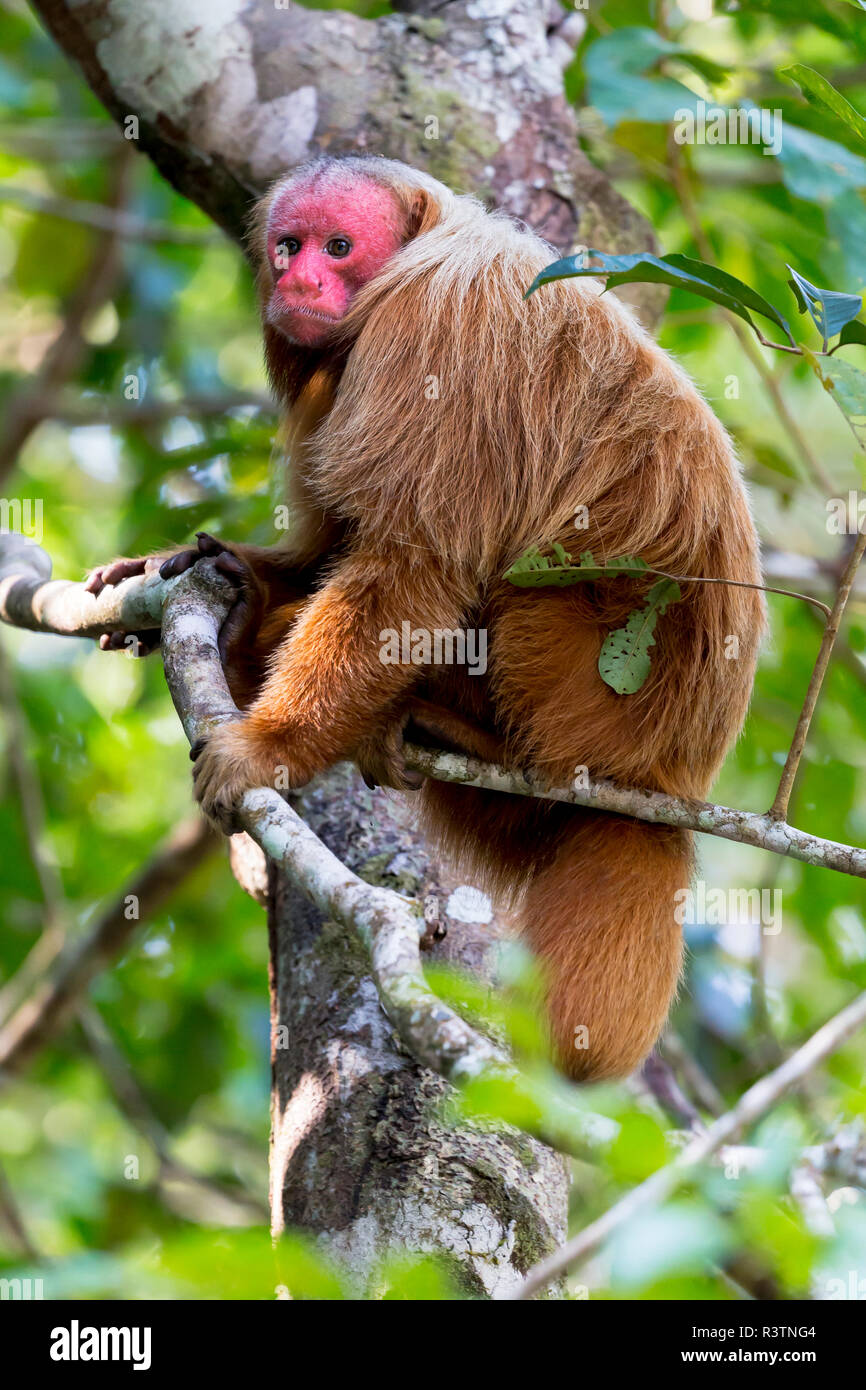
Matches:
[353,698,507,791]
[189,551,472,831]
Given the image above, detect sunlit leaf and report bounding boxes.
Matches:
[782,65,866,147]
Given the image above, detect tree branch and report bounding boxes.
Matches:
[2,538,865,878]
[28,0,646,259]
[506,988,866,1299]
[0,817,214,1074]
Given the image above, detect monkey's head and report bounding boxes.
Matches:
[257,157,447,354]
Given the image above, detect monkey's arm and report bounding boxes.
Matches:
[191,550,472,830]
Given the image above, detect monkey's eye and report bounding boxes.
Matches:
[274,236,300,264]
[325,237,352,258]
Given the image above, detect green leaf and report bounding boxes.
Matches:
[803,345,866,447]
[835,318,866,350]
[598,579,682,695]
[582,28,705,126]
[782,64,866,146]
[504,546,651,587]
[787,265,863,341]
[775,122,866,203]
[527,250,793,342]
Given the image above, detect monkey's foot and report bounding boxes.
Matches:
[353,707,426,792]
[190,721,313,835]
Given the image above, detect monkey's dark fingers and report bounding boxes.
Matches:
[189,737,208,762]
[98,629,161,657]
[213,551,247,582]
[195,531,227,556]
[217,600,255,667]
[158,548,201,580]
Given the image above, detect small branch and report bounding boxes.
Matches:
[659,1031,724,1117]
[640,1050,704,1132]
[505,989,866,1300]
[769,527,866,821]
[0,1159,39,1261]
[0,818,214,1074]
[0,146,134,484]
[2,538,866,879]
[78,1006,267,1221]
[404,744,866,878]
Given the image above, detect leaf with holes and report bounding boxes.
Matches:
[598,580,682,695]
[787,266,863,341]
[504,547,651,587]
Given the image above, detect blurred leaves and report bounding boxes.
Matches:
[1,0,866,1304]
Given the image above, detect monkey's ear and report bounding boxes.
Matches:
[406,189,441,241]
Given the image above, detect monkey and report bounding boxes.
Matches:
[87,155,764,1082]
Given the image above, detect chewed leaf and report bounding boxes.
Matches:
[787,265,863,341]
[504,546,650,587]
[598,580,682,695]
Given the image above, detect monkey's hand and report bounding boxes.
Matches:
[353,708,425,792]
[353,699,507,791]
[86,532,266,674]
[190,720,316,834]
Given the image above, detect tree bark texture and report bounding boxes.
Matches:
[29,0,661,1294]
[269,765,568,1297]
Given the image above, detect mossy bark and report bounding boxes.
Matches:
[269,765,567,1297]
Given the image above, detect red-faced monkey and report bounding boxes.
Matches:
[88,156,764,1081]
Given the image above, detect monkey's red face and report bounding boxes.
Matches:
[265,179,404,348]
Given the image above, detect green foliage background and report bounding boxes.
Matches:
[1,0,865,1299]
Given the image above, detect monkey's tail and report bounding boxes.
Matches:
[418,785,690,1081]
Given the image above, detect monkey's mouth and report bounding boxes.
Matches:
[269,302,341,345]
[270,302,339,326]
[286,305,339,323]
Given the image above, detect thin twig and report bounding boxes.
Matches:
[78,1006,267,1221]
[0,1159,39,1261]
[0,146,135,484]
[1,541,865,879]
[0,818,214,1074]
[505,989,866,1299]
[770,527,866,821]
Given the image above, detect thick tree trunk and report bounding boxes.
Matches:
[30,0,661,1296]
[269,765,567,1297]
[30,0,651,258]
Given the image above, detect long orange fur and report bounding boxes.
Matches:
[122,157,767,1080]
